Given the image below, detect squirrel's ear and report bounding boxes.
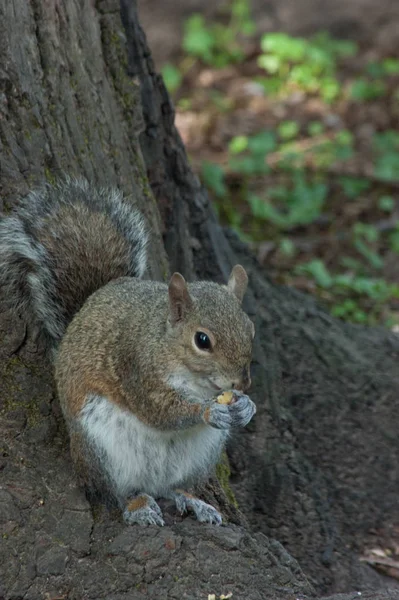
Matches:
[227,265,248,303]
[168,273,193,325]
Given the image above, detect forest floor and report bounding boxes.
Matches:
[140,0,399,329]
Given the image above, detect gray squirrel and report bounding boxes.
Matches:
[0,178,256,526]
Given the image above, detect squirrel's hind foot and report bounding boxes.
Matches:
[123,493,165,526]
[173,490,223,525]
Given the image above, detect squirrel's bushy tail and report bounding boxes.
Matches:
[0,177,148,352]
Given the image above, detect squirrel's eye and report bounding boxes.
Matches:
[194,331,212,351]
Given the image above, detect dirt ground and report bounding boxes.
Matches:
[138,0,399,67]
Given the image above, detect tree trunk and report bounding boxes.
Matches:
[1,1,398,599]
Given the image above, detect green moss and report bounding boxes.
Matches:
[1,356,23,395]
[44,167,56,185]
[216,451,239,508]
[1,356,43,427]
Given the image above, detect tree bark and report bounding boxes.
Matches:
[1,1,399,599]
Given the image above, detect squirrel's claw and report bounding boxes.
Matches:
[228,391,256,428]
[173,491,223,525]
[123,494,165,527]
[204,402,232,429]
[204,392,256,429]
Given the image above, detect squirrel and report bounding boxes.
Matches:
[0,177,256,526]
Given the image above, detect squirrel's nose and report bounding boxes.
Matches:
[233,366,251,392]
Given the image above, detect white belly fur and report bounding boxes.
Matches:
[79,395,227,499]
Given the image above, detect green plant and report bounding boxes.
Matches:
[352,223,383,270]
[228,131,276,175]
[339,177,371,199]
[162,0,255,93]
[279,237,296,256]
[201,162,227,198]
[257,31,357,102]
[373,131,399,181]
[296,259,332,288]
[388,224,399,254]
[366,58,399,77]
[162,63,183,93]
[307,121,325,137]
[314,130,354,165]
[349,78,386,101]
[176,18,397,327]
[275,129,354,170]
[182,0,254,68]
[378,195,395,212]
[295,260,399,324]
[248,172,328,229]
[278,120,300,140]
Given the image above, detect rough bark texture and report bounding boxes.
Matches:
[1,1,399,599]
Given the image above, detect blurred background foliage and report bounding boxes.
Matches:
[159,0,399,327]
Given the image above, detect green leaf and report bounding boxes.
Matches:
[353,222,379,243]
[296,259,333,288]
[382,58,399,75]
[340,256,365,272]
[279,238,296,256]
[373,133,399,181]
[353,238,383,269]
[366,61,385,78]
[378,195,395,212]
[261,33,307,61]
[335,130,353,146]
[229,155,269,175]
[307,121,325,137]
[278,120,300,140]
[248,195,277,221]
[320,77,340,102]
[229,135,248,154]
[350,78,386,101]
[375,157,399,181]
[353,309,368,323]
[201,162,227,197]
[339,177,370,199]
[257,54,281,73]
[231,0,252,19]
[182,14,215,61]
[161,63,182,93]
[257,75,283,96]
[289,63,319,90]
[389,230,399,253]
[247,131,276,155]
[241,21,256,35]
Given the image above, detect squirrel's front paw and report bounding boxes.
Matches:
[226,391,256,428]
[123,494,165,526]
[203,401,232,429]
[204,391,256,429]
[173,491,222,525]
